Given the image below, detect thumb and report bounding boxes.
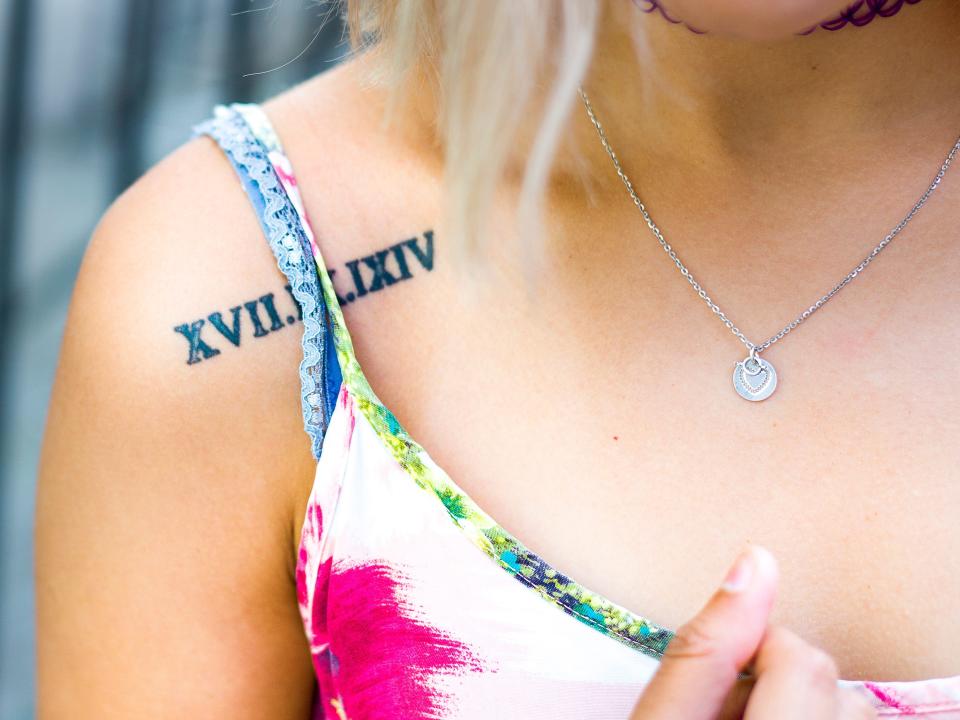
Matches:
[630,544,779,720]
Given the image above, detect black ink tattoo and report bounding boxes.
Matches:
[173,229,436,366]
[335,230,435,305]
[243,299,270,338]
[403,230,434,272]
[207,306,243,347]
[173,319,222,365]
[260,293,285,332]
[344,259,367,302]
[173,289,299,366]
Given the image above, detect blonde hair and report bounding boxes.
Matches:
[344,0,604,261]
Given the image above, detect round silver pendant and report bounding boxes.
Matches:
[733,355,778,402]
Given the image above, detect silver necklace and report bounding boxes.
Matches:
[579,88,960,401]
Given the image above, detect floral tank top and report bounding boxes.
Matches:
[194,103,960,720]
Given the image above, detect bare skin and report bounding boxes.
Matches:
[37,1,960,717]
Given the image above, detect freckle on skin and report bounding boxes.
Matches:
[613,436,619,441]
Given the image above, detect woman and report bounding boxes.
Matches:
[36,0,960,718]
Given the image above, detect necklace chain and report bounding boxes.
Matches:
[579,87,960,356]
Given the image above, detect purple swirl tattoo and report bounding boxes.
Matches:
[634,0,923,35]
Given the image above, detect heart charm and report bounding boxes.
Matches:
[732,356,778,401]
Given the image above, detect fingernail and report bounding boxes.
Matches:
[721,546,755,594]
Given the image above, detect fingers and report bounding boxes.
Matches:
[743,627,839,719]
[716,677,755,720]
[629,545,779,720]
[838,688,879,720]
[743,627,877,720]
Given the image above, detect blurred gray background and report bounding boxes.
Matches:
[0,1,348,716]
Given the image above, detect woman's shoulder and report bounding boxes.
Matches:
[51,52,423,495]
[40,74,355,535]
[73,56,390,430]
[71,47,437,439]
[76,124,309,448]
[55,51,438,480]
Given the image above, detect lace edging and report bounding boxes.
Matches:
[193,107,331,460]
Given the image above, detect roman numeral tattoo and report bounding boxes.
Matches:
[336,231,434,303]
[173,230,435,366]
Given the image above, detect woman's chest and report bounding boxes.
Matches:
[320,175,960,681]
[345,258,960,682]
[306,386,960,720]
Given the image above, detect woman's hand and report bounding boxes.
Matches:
[630,546,876,720]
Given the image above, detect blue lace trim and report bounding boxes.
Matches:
[192,106,341,460]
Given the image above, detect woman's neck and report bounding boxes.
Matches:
[578,0,960,181]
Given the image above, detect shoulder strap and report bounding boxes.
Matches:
[192,103,343,460]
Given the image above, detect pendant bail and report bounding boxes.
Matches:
[743,346,762,376]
